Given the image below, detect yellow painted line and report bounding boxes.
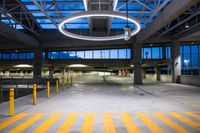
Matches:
[153,113,190,133]
[120,113,141,133]
[169,112,200,131]
[103,113,117,133]
[183,112,200,120]
[137,113,165,133]
[8,113,44,133]
[33,113,61,133]
[80,113,95,133]
[0,113,27,130]
[56,113,78,133]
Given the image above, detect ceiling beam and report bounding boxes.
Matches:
[172,21,200,40]
[0,21,39,47]
[136,0,200,43]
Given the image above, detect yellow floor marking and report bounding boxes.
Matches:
[80,113,95,133]
[153,113,190,133]
[169,112,200,131]
[0,113,27,130]
[33,113,61,133]
[103,113,117,133]
[120,113,141,133]
[183,112,200,120]
[8,113,44,133]
[56,113,78,133]
[137,113,165,133]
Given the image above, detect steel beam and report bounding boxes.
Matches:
[0,21,39,47]
[172,22,200,40]
[136,0,200,43]
[32,0,57,27]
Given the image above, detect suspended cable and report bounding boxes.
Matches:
[126,0,128,26]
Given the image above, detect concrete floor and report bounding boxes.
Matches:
[0,75,200,133]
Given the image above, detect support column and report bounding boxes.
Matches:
[133,43,142,84]
[171,42,181,83]
[49,65,54,78]
[142,67,146,79]
[156,66,161,81]
[34,49,42,80]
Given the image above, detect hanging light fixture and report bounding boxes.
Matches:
[58,0,141,41]
[124,0,131,41]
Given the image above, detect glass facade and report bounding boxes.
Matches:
[180,44,200,75]
[0,47,172,60]
[142,46,170,59]
[0,52,34,60]
[47,48,131,59]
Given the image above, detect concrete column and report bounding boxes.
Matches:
[156,66,161,81]
[171,42,181,83]
[133,43,142,84]
[142,67,146,79]
[49,65,54,78]
[34,49,42,80]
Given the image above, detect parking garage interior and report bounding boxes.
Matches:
[0,0,200,133]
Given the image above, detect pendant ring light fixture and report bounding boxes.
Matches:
[58,11,141,41]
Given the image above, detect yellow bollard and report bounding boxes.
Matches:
[47,81,50,98]
[56,80,58,94]
[9,88,14,117]
[33,84,37,105]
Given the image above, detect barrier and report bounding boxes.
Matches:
[9,88,14,117]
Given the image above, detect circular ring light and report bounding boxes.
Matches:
[58,11,141,41]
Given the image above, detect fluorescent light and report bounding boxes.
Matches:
[58,11,141,41]
[14,64,33,68]
[185,25,189,28]
[68,64,88,68]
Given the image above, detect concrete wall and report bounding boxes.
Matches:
[145,74,172,82]
[146,74,157,81]
[160,75,172,82]
[180,75,200,87]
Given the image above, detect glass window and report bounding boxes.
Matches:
[2,53,9,59]
[18,53,26,59]
[127,49,131,59]
[110,49,118,59]
[119,49,127,59]
[40,24,57,29]
[26,53,34,59]
[183,45,191,67]
[93,50,101,59]
[68,51,77,59]
[199,45,200,66]
[143,48,151,59]
[102,50,109,59]
[60,51,68,59]
[77,51,84,59]
[10,53,18,59]
[191,45,198,67]
[152,47,159,59]
[166,47,171,59]
[43,52,46,59]
[48,52,59,59]
[85,51,93,59]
